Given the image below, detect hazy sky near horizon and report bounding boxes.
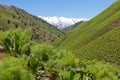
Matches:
[0,0,116,18]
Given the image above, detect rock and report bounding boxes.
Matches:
[75,68,82,73]
[0,46,5,53]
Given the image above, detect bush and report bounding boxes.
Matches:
[0,57,34,80]
[31,44,54,62]
[84,60,120,80]
[26,55,40,73]
[0,28,32,57]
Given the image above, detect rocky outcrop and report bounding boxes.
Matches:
[0,45,5,53]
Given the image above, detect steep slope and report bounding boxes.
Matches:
[0,5,63,43]
[40,16,89,29]
[54,1,120,65]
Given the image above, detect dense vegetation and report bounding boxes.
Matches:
[0,58,34,80]
[0,5,63,44]
[0,1,120,80]
[54,0,120,65]
[0,28,120,80]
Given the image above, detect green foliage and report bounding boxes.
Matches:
[0,30,6,45]
[27,44,120,80]
[0,41,119,80]
[83,60,120,80]
[58,53,77,68]
[58,60,120,80]
[26,55,40,73]
[31,44,54,62]
[0,57,34,80]
[0,28,32,57]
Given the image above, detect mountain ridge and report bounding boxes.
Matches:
[39,16,89,29]
[0,4,63,43]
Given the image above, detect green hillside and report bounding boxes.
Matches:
[54,1,120,65]
[0,2,120,80]
[0,5,63,44]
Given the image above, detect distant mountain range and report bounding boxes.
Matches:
[39,16,89,29]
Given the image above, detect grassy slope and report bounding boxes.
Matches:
[0,5,63,44]
[54,1,120,64]
[78,26,120,65]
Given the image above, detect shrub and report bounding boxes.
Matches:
[31,44,54,62]
[0,57,34,80]
[84,60,120,80]
[0,28,32,57]
[26,54,40,73]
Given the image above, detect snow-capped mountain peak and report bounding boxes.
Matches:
[39,16,89,29]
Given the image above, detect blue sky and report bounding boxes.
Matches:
[0,0,116,18]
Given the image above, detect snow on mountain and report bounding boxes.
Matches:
[39,16,89,29]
